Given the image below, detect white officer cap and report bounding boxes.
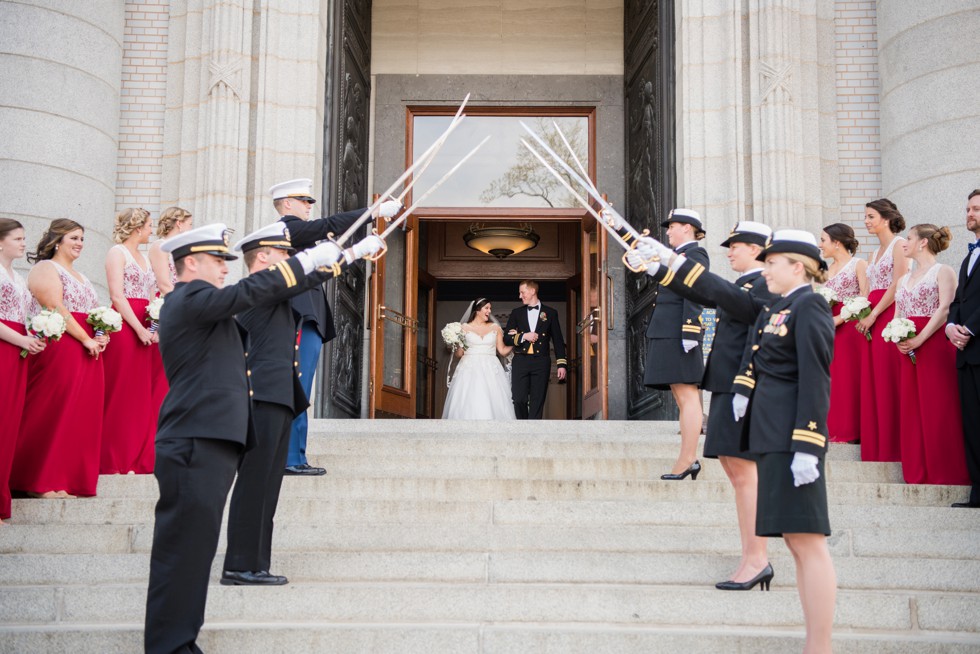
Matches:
[269,178,316,204]
[662,208,705,235]
[720,221,772,248]
[757,229,827,270]
[233,222,293,253]
[161,223,237,261]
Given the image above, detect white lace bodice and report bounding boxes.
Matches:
[867,237,905,292]
[895,263,941,319]
[114,245,154,300]
[462,328,499,356]
[0,264,29,322]
[825,256,861,303]
[28,261,98,314]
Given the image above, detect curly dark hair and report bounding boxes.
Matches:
[866,198,905,234]
[27,218,85,263]
[823,223,859,255]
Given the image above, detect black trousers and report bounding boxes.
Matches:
[145,437,242,654]
[224,401,294,572]
[958,364,980,503]
[511,355,551,420]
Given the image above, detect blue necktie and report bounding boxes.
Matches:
[969,241,979,255]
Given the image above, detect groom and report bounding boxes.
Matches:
[505,280,567,419]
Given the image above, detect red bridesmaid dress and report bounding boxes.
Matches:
[860,237,905,462]
[895,265,970,485]
[100,246,155,474]
[0,265,30,519]
[824,257,863,443]
[11,262,104,497]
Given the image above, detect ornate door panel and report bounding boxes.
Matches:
[578,214,608,419]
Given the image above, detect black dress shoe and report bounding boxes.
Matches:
[716,563,774,591]
[951,501,980,508]
[220,570,288,586]
[661,460,701,481]
[283,463,326,476]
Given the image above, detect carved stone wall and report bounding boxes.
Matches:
[624,0,676,419]
[319,0,373,419]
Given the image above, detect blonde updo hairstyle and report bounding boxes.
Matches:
[157,206,191,238]
[113,207,151,244]
[910,223,952,255]
[781,252,828,284]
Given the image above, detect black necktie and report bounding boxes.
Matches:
[527,305,540,311]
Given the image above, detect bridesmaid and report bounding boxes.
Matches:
[11,219,107,498]
[0,219,46,522]
[819,224,868,443]
[893,224,969,485]
[857,199,908,461]
[101,208,157,474]
[148,206,193,297]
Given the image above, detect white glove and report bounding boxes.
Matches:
[305,241,344,269]
[790,452,821,487]
[600,207,624,230]
[377,199,402,219]
[625,250,660,275]
[346,234,385,261]
[732,393,749,422]
[681,339,698,353]
[637,235,673,262]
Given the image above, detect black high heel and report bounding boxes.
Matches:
[715,563,774,591]
[660,460,701,481]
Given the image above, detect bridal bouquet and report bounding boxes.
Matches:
[441,321,466,351]
[146,296,164,333]
[87,306,123,337]
[882,316,917,364]
[839,296,872,341]
[21,308,66,358]
[815,285,838,306]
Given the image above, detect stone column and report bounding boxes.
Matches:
[877,0,980,259]
[0,1,124,288]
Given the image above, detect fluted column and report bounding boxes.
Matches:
[877,0,980,252]
[0,1,124,287]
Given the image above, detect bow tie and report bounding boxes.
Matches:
[527,305,540,311]
[970,241,979,255]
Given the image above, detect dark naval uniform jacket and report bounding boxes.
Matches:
[236,268,335,417]
[156,257,313,448]
[505,304,568,370]
[645,241,711,344]
[648,256,776,393]
[731,286,835,457]
[279,208,363,342]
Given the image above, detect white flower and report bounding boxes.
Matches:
[147,297,164,321]
[882,317,916,343]
[441,321,466,349]
[26,309,66,339]
[840,296,871,321]
[815,285,838,305]
[87,306,123,333]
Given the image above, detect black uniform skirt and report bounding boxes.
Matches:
[703,392,755,460]
[643,338,704,390]
[755,451,830,537]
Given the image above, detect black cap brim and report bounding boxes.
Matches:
[720,233,769,248]
[661,216,705,234]
[757,242,828,270]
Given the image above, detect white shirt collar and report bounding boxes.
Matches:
[783,283,810,298]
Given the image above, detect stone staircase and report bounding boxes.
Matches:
[1,420,978,653]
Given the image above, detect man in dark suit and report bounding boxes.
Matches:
[946,188,980,508]
[270,178,400,476]
[144,223,380,654]
[505,280,567,419]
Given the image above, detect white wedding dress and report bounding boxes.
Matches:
[442,328,516,420]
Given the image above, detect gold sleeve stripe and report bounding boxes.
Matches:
[792,429,827,446]
[682,325,702,333]
[275,262,297,288]
[622,232,633,242]
[684,263,705,287]
[556,359,567,364]
[660,268,676,286]
[733,375,755,388]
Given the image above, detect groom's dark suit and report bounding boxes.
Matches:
[949,238,980,505]
[505,304,567,419]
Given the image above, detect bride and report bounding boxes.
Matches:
[442,298,516,420]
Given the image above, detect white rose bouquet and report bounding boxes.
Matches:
[441,321,466,351]
[21,308,67,358]
[87,306,123,337]
[146,296,164,333]
[815,285,838,306]
[881,316,917,364]
[839,296,872,341]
